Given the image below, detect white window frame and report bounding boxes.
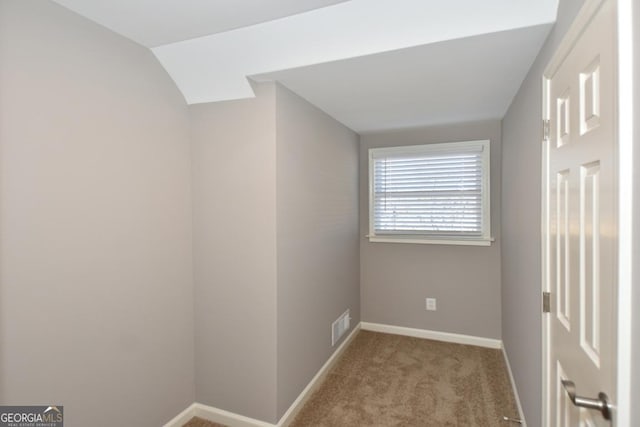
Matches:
[368,140,492,246]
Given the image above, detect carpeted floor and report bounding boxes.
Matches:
[183,330,520,427]
[182,417,226,427]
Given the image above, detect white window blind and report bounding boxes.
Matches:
[368,140,491,245]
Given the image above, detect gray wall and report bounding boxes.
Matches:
[275,85,360,418]
[0,2,195,426]
[190,84,279,423]
[191,84,360,423]
[359,121,502,339]
[500,1,584,425]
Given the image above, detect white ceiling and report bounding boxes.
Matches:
[51,0,350,47]
[151,0,558,104]
[51,0,559,132]
[253,24,553,132]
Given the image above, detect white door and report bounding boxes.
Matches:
[543,0,617,426]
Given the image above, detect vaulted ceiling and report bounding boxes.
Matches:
[52,0,559,132]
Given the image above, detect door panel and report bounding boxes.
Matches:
[545,0,617,426]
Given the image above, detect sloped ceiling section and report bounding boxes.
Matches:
[253,24,553,132]
[52,0,559,131]
[51,0,351,47]
[151,0,558,105]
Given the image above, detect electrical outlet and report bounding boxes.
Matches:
[425,298,437,311]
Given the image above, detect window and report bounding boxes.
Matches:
[368,140,491,245]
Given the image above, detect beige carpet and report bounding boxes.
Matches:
[183,330,520,427]
[182,417,226,427]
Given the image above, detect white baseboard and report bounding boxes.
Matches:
[193,403,276,427]
[163,403,200,427]
[360,321,502,349]
[277,323,360,426]
[163,323,361,427]
[501,347,527,427]
[163,402,276,427]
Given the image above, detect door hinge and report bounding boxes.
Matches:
[543,292,551,313]
[543,119,551,141]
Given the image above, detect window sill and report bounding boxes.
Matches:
[367,236,494,246]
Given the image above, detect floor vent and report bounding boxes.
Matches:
[331,309,351,346]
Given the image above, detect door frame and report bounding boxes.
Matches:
[540,0,634,425]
